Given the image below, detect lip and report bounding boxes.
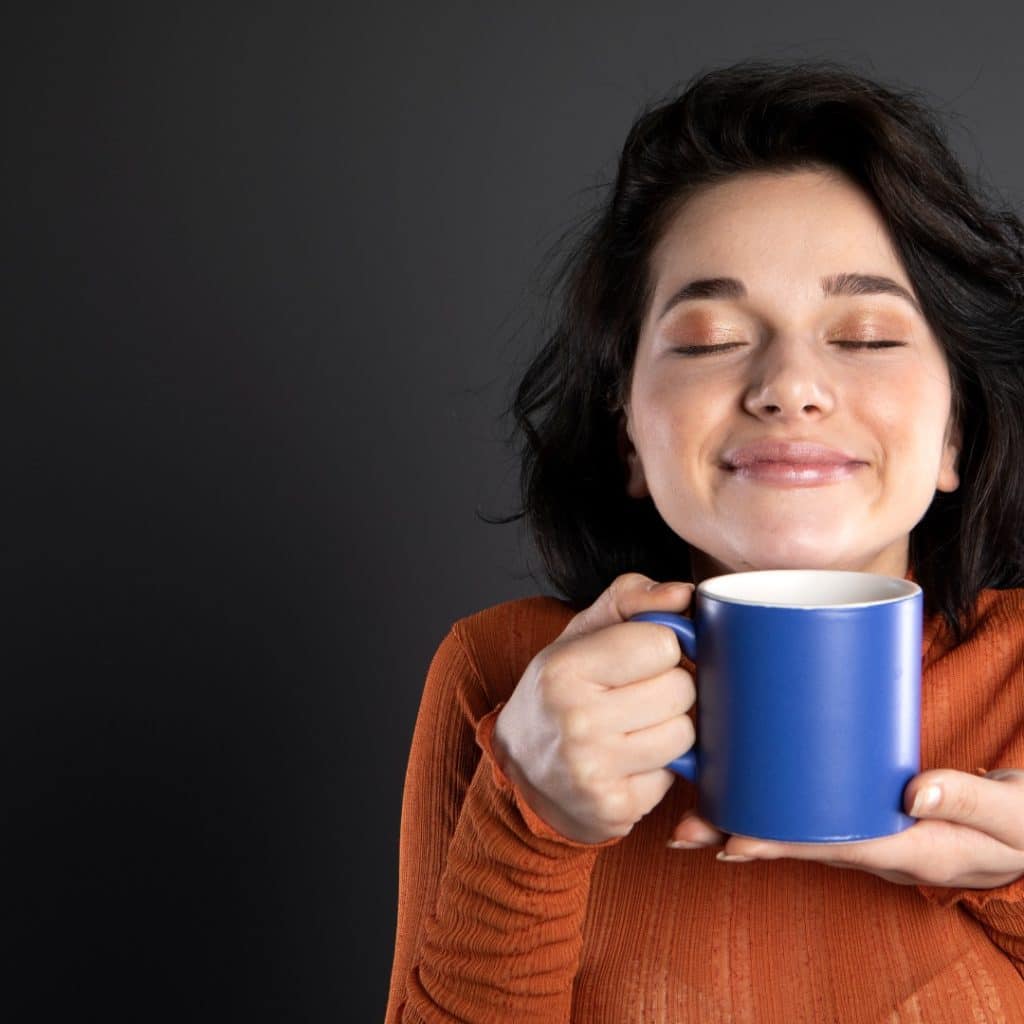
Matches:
[721,440,867,487]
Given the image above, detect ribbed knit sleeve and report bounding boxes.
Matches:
[386,618,620,1023]
[387,591,1024,1021]
[917,876,1024,977]
[913,589,1024,978]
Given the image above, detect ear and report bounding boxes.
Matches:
[617,409,649,499]
[936,417,961,494]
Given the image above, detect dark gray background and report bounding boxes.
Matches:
[6,4,1023,1020]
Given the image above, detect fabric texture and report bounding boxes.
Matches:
[385,589,1024,1023]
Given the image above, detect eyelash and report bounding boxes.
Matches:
[832,340,906,350]
[671,343,746,356]
[671,340,907,356]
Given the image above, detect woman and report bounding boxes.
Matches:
[386,60,1024,1022]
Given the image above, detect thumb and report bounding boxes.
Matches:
[560,572,693,641]
[904,768,1024,849]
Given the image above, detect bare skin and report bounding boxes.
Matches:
[493,169,1024,889]
[491,572,696,846]
[492,571,1024,888]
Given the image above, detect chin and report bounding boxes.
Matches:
[713,540,854,574]
[683,520,906,578]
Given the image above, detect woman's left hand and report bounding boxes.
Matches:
[669,768,1024,889]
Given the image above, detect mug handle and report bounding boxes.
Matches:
[630,611,699,783]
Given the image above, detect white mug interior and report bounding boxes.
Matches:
[698,569,920,608]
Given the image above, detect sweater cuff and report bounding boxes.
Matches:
[917,870,1024,912]
[917,873,1024,970]
[475,704,625,851]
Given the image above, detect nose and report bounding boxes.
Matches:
[742,338,835,421]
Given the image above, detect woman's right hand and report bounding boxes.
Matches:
[490,573,697,845]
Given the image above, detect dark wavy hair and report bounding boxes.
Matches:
[500,58,1024,641]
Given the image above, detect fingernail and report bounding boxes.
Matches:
[911,784,942,816]
[666,839,705,849]
[716,852,756,863]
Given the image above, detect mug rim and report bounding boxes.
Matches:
[697,569,922,609]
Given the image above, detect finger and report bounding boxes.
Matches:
[614,714,695,775]
[586,667,695,734]
[720,770,1024,864]
[560,573,693,642]
[718,814,1013,871]
[905,769,1024,849]
[668,810,729,848]
[623,769,677,821]
[556,620,689,688]
[722,818,1024,889]
[718,835,885,864]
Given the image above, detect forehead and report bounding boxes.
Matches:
[649,169,910,298]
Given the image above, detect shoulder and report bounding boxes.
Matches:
[972,587,1024,622]
[448,595,577,707]
[453,593,576,644]
[970,589,1024,643]
[963,588,1024,648]
[935,587,1024,665]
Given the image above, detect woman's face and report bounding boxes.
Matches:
[621,168,961,580]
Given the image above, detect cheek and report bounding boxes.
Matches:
[642,363,736,425]
[871,379,952,479]
[635,384,717,465]
[631,374,680,446]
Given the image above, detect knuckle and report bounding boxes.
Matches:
[609,572,650,609]
[595,792,640,836]
[535,650,575,703]
[562,706,593,743]
[598,785,633,826]
[946,783,979,819]
[673,668,697,711]
[653,626,682,664]
[529,645,554,681]
[614,571,650,593]
[567,573,654,639]
[663,665,694,703]
[674,714,696,750]
[567,753,603,792]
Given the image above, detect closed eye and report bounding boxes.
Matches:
[671,343,747,356]
[831,340,907,350]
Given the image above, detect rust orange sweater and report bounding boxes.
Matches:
[386,589,1024,1022]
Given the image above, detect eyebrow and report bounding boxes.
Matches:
[657,272,923,320]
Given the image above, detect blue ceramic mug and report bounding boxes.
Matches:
[632,569,922,843]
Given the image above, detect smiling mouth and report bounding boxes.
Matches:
[721,440,868,487]
[724,460,866,486]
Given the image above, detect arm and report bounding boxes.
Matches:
[916,769,1024,978]
[389,576,696,1020]
[918,877,1024,976]
[385,624,619,1024]
[675,593,1024,978]
[681,765,1024,979]
[911,594,1024,976]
